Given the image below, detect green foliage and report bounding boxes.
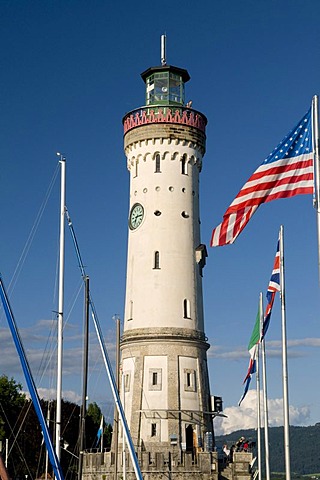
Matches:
[0,375,26,441]
[87,402,112,451]
[0,375,112,480]
[87,402,102,425]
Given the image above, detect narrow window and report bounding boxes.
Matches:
[181,155,188,175]
[151,423,157,437]
[184,369,196,392]
[134,160,138,178]
[124,373,130,392]
[183,299,191,319]
[155,154,161,173]
[154,251,160,269]
[152,372,158,386]
[149,369,162,390]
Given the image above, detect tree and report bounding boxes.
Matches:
[87,402,102,425]
[87,402,112,450]
[0,375,26,441]
[0,375,112,479]
[0,375,40,479]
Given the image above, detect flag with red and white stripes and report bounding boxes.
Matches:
[211,108,314,247]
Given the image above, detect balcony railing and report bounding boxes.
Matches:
[123,105,207,134]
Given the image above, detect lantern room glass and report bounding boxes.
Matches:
[146,72,185,106]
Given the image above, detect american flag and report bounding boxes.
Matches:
[262,238,281,340]
[211,108,314,247]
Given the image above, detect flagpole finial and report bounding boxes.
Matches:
[161,34,167,66]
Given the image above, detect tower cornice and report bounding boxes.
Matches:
[124,113,207,155]
[123,105,207,134]
[121,327,210,351]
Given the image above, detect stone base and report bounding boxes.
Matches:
[82,450,253,480]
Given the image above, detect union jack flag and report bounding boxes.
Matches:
[211,108,314,247]
[262,237,281,339]
[239,236,281,405]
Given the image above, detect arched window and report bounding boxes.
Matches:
[155,154,161,173]
[154,251,160,269]
[181,155,188,175]
[183,298,191,319]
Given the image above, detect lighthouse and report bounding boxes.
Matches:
[83,40,255,480]
[120,38,213,464]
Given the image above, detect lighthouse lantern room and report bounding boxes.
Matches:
[142,65,190,106]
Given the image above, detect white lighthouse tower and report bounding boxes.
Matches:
[83,39,254,480]
[83,42,255,480]
[120,39,213,465]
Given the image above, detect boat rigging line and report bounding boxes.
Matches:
[0,276,65,480]
[7,162,60,296]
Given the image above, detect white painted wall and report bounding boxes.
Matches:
[140,355,168,442]
[124,138,204,333]
[179,356,200,412]
[122,356,135,424]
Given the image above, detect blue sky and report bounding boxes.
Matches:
[0,0,320,435]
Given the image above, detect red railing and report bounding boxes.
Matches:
[123,105,207,134]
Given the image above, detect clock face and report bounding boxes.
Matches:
[129,203,144,230]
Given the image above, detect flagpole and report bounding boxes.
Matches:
[256,297,261,480]
[56,154,66,461]
[101,417,104,453]
[312,95,320,281]
[279,225,291,480]
[260,293,270,480]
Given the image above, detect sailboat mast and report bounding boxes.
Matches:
[56,154,66,460]
[78,276,90,480]
[113,315,120,480]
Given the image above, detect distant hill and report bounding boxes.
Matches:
[215,423,320,476]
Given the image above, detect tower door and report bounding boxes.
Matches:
[185,425,193,453]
